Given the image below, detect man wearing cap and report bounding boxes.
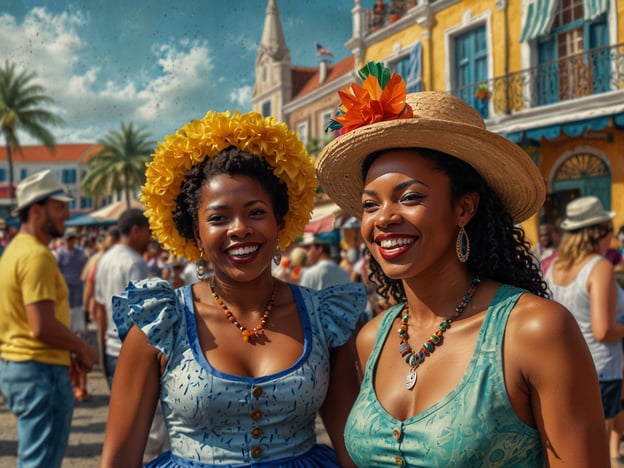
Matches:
[0,169,99,467]
[299,229,351,290]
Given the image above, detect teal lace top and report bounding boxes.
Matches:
[345,285,544,467]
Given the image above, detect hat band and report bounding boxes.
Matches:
[45,189,68,199]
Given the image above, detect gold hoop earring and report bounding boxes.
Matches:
[456,226,470,263]
[273,240,282,266]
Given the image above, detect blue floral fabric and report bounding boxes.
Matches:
[344,285,544,467]
[113,278,366,467]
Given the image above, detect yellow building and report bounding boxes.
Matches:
[254,0,624,246]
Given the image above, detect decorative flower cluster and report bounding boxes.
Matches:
[327,61,413,135]
[141,110,317,262]
[474,83,491,100]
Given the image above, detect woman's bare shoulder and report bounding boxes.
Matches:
[507,293,575,344]
[355,310,387,358]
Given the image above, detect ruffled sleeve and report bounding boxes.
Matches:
[308,282,368,349]
[112,277,182,358]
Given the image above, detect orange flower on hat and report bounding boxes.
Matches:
[327,61,413,135]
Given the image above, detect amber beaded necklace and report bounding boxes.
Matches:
[210,277,277,343]
[399,275,480,390]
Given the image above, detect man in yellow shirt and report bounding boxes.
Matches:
[0,170,99,467]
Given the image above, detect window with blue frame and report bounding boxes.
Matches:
[62,168,77,184]
[0,168,6,182]
[80,197,93,209]
[19,169,27,180]
[537,0,608,105]
[453,25,488,118]
[392,56,410,83]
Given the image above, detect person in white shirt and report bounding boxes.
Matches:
[299,230,350,290]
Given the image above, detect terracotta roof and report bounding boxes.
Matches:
[291,55,355,100]
[0,144,103,163]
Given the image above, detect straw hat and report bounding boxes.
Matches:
[12,169,72,215]
[559,196,615,231]
[316,91,545,223]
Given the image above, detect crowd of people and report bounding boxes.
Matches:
[2,61,624,467]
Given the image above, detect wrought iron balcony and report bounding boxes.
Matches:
[452,43,624,119]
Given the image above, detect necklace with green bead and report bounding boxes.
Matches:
[399,275,481,390]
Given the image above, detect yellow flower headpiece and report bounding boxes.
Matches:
[141,110,317,262]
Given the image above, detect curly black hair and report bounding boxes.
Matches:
[172,146,289,240]
[362,148,549,304]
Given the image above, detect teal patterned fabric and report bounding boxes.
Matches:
[345,285,544,467]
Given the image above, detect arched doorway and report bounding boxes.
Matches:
[548,150,611,221]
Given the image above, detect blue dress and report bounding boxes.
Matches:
[113,278,367,467]
[344,285,544,467]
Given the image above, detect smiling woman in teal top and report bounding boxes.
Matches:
[315,62,609,467]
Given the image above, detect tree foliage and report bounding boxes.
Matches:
[81,122,154,208]
[0,60,63,207]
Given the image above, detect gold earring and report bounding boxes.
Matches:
[456,226,470,263]
[196,248,208,279]
[273,240,282,266]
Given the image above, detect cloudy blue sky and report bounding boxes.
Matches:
[1,0,354,145]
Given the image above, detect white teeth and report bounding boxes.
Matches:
[379,238,414,249]
[228,245,259,256]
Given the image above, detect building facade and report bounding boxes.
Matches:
[0,144,103,218]
[253,0,624,243]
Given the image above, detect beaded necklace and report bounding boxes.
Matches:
[210,277,277,343]
[399,275,481,390]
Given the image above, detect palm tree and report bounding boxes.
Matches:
[81,122,154,208]
[0,60,64,209]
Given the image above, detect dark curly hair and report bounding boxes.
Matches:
[362,148,549,304]
[172,146,289,240]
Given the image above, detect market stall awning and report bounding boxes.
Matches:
[65,213,115,227]
[90,199,144,221]
[504,115,612,142]
[304,202,342,234]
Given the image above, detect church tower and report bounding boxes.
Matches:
[252,0,292,122]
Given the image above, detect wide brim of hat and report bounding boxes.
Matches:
[316,117,545,223]
[11,192,73,216]
[560,211,615,231]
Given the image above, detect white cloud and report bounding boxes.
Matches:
[134,40,216,123]
[229,85,252,109]
[0,8,232,144]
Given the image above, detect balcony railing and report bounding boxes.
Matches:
[451,43,624,119]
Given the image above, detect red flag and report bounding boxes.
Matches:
[314,41,334,57]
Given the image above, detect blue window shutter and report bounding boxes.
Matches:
[454,26,488,117]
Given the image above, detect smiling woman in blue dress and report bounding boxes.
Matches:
[315,62,609,466]
[99,110,367,467]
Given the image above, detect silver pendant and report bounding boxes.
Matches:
[406,367,417,390]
